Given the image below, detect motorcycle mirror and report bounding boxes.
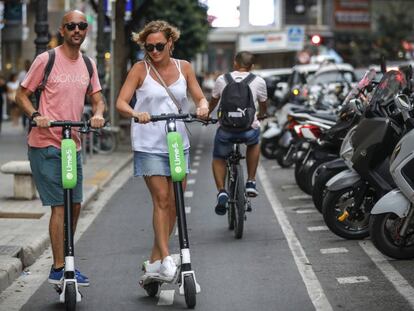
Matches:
[394,94,411,110]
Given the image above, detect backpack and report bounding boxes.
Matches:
[29,48,94,132]
[33,48,94,110]
[217,73,256,132]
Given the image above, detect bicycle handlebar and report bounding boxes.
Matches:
[134,113,218,125]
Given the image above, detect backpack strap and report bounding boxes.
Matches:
[242,73,256,85]
[82,54,94,94]
[34,49,55,110]
[224,72,234,85]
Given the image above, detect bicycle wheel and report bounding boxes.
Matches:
[226,166,235,230]
[234,164,245,239]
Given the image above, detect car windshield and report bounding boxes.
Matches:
[343,68,376,104]
[369,70,407,106]
[309,70,355,86]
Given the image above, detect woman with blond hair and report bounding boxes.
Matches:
[116,20,209,280]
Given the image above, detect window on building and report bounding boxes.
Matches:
[249,0,275,26]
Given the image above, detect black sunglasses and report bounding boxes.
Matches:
[64,22,88,31]
[144,42,167,52]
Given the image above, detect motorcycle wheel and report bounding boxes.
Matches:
[294,162,309,194]
[260,137,280,159]
[275,147,294,168]
[322,186,372,239]
[370,213,414,259]
[312,166,345,213]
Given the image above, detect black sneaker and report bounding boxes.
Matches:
[245,180,259,197]
[215,190,228,215]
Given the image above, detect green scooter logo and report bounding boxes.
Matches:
[61,139,77,189]
[167,132,186,182]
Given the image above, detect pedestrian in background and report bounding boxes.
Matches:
[18,59,32,129]
[116,20,209,281]
[16,10,105,286]
[7,73,20,127]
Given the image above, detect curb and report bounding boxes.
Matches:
[0,153,133,295]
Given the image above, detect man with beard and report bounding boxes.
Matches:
[16,10,105,286]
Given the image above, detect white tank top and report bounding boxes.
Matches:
[131,59,190,153]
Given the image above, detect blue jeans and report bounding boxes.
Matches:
[213,127,260,159]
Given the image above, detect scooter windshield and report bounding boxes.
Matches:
[369,70,407,107]
[343,68,376,105]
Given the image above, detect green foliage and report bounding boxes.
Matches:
[136,0,209,61]
[374,2,414,60]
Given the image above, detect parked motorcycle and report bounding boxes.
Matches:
[322,70,409,239]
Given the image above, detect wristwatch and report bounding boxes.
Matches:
[30,111,41,120]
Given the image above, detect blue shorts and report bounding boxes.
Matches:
[28,146,83,207]
[213,127,260,159]
[134,151,190,177]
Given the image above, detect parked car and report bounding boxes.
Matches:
[252,68,292,110]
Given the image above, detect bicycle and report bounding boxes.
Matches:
[31,120,102,311]
[225,141,252,239]
[137,113,216,309]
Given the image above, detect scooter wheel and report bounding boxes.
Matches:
[184,275,196,309]
[65,282,77,311]
[144,281,160,297]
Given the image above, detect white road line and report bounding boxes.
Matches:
[195,150,202,154]
[193,162,200,167]
[281,184,298,190]
[337,276,370,284]
[175,227,178,236]
[296,209,317,214]
[187,179,196,185]
[320,247,349,254]
[184,191,193,198]
[360,241,414,308]
[258,165,333,311]
[191,169,198,174]
[271,165,281,169]
[289,195,312,201]
[307,226,329,232]
[185,206,191,214]
[285,204,315,209]
[194,155,201,160]
[157,290,175,306]
[197,144,204,148]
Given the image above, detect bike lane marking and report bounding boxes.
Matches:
[320,247,348,254]
[307,226,329,232]
[337,276,370,284]
[359,240,414,308]
[187,179,196,185]
[296,209,317,214]
[258,164,333,311]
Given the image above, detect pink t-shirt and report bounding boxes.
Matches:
[21,46,101,149]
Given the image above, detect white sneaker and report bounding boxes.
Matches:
[170,253,181,267]
[142,259,161,275]
[159,256,177,280]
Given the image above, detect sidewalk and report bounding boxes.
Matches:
[0,120,133,293]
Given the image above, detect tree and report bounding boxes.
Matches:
[373,2,414,61]
[130,0,209,61]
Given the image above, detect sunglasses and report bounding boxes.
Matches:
[144,42,167,52]
[64,22,88,31]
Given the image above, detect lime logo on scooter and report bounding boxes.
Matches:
[167,132,186,182]
[61,139,77,189]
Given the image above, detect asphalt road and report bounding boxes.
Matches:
[15,123,414,310]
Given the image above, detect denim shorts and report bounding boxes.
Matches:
[134,151,190,177]
[28,146,83,207]
[213,127,260,159]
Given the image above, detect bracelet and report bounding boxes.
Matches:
[30,111,41,120]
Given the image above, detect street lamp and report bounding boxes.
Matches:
[34,0,49,56]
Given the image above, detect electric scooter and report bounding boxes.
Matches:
[31,120,96,311]
[137,113,216,309]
